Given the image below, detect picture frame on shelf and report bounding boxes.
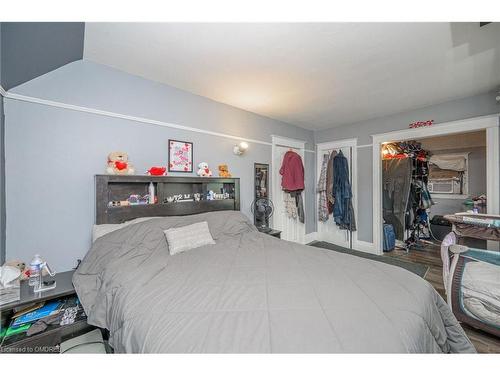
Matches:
[168,140,193,173]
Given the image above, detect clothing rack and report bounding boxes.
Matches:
[404,150,433,251]
[317,147,355,249]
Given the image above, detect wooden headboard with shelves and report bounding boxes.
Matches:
[95,175,240,224]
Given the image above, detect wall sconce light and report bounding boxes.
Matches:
[233,142,249,156]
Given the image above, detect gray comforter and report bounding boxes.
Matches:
[73,211,475,353]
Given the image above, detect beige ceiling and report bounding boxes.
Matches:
[84,22,500,130]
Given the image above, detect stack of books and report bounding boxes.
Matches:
[0,300,64,345]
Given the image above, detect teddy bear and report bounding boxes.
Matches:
[106,151,135,175]
[196,162,212,177]
[218,164,232,177]
[2,259,29,280]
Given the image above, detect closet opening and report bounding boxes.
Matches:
[380,130,489,258]
[316,139,357,250]
[271,136,307,244]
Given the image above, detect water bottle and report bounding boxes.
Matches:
[29,254,43,287]
[148,182,155,204]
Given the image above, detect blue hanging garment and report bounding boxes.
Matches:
[332,151,356,231]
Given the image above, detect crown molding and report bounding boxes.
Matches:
[2,89,315,152]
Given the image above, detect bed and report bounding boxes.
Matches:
[74,217,476,353]
[72,176,475,353]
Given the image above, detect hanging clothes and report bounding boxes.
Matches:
[382,158,412,241]
[284,192,298,219]
[332,151,356,231]
[279,150,305,191]
[317,153,330,222]
[291,191,305,223]
[280,150,305,223]
[326,150,337,214]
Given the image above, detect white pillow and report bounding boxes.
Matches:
[164,221,215,255]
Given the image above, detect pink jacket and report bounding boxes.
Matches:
[279,151,305,191]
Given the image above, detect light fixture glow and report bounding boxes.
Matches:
[233,142,249,156]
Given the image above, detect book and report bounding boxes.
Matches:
[12,300,62,327]
[12,302,45,319]
[5,323,31,338]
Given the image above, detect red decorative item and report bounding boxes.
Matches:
[115,161,128,170]
[147,166,167,176]
[409,120,434,129]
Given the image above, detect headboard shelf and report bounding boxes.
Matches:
[95,175,240,224]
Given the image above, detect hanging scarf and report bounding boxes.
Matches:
[326,150,337,213]
[317,154,330,222]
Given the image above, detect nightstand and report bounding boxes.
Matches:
[258,228,282,239]
[0,270,93,353]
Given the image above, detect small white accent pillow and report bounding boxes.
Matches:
[164,221,215,255]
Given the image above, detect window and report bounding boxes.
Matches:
[428,153,469,198]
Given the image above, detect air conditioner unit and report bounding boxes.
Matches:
[428,179,455,194]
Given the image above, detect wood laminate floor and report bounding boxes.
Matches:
[386,242,500,353]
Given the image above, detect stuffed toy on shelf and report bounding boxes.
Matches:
[218,164,232,177]
[147,167,167,176]
[197,162,212,177]
[106,151,135,175]
[2,259,29,280]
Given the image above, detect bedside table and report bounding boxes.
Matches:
[0,270,93,353]
[258,228,282,239]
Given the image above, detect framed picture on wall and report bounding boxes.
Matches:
[168,140,193,172]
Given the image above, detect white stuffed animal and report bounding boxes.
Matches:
[197,162,212,177]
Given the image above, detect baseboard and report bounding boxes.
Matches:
[305,234,380,255]
[352,240,380,255]
[304,232,318,244]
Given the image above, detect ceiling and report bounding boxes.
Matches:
[83,23,500,131]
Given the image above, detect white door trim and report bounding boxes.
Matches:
[271,135,307,243]
[316,138,359,250]
[271,135,306,150]
[372,114,500,255]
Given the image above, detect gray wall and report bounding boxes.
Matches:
[315,92,500,243]
[0,22,85,265]
[0,95,4,265]
[430,146,486,217]
[0,22,85,90]
[4,60,315,271]
[0,24,4,264]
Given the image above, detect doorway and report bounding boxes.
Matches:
[271,136,306,244]
[316,139,358,249]
[372,115,500,255]
[381,130,488,253]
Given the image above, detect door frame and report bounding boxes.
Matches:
[316,138,359,249]
[372,114,500,255]
[271,135,307,243]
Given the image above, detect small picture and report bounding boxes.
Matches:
[168,140,193,172]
